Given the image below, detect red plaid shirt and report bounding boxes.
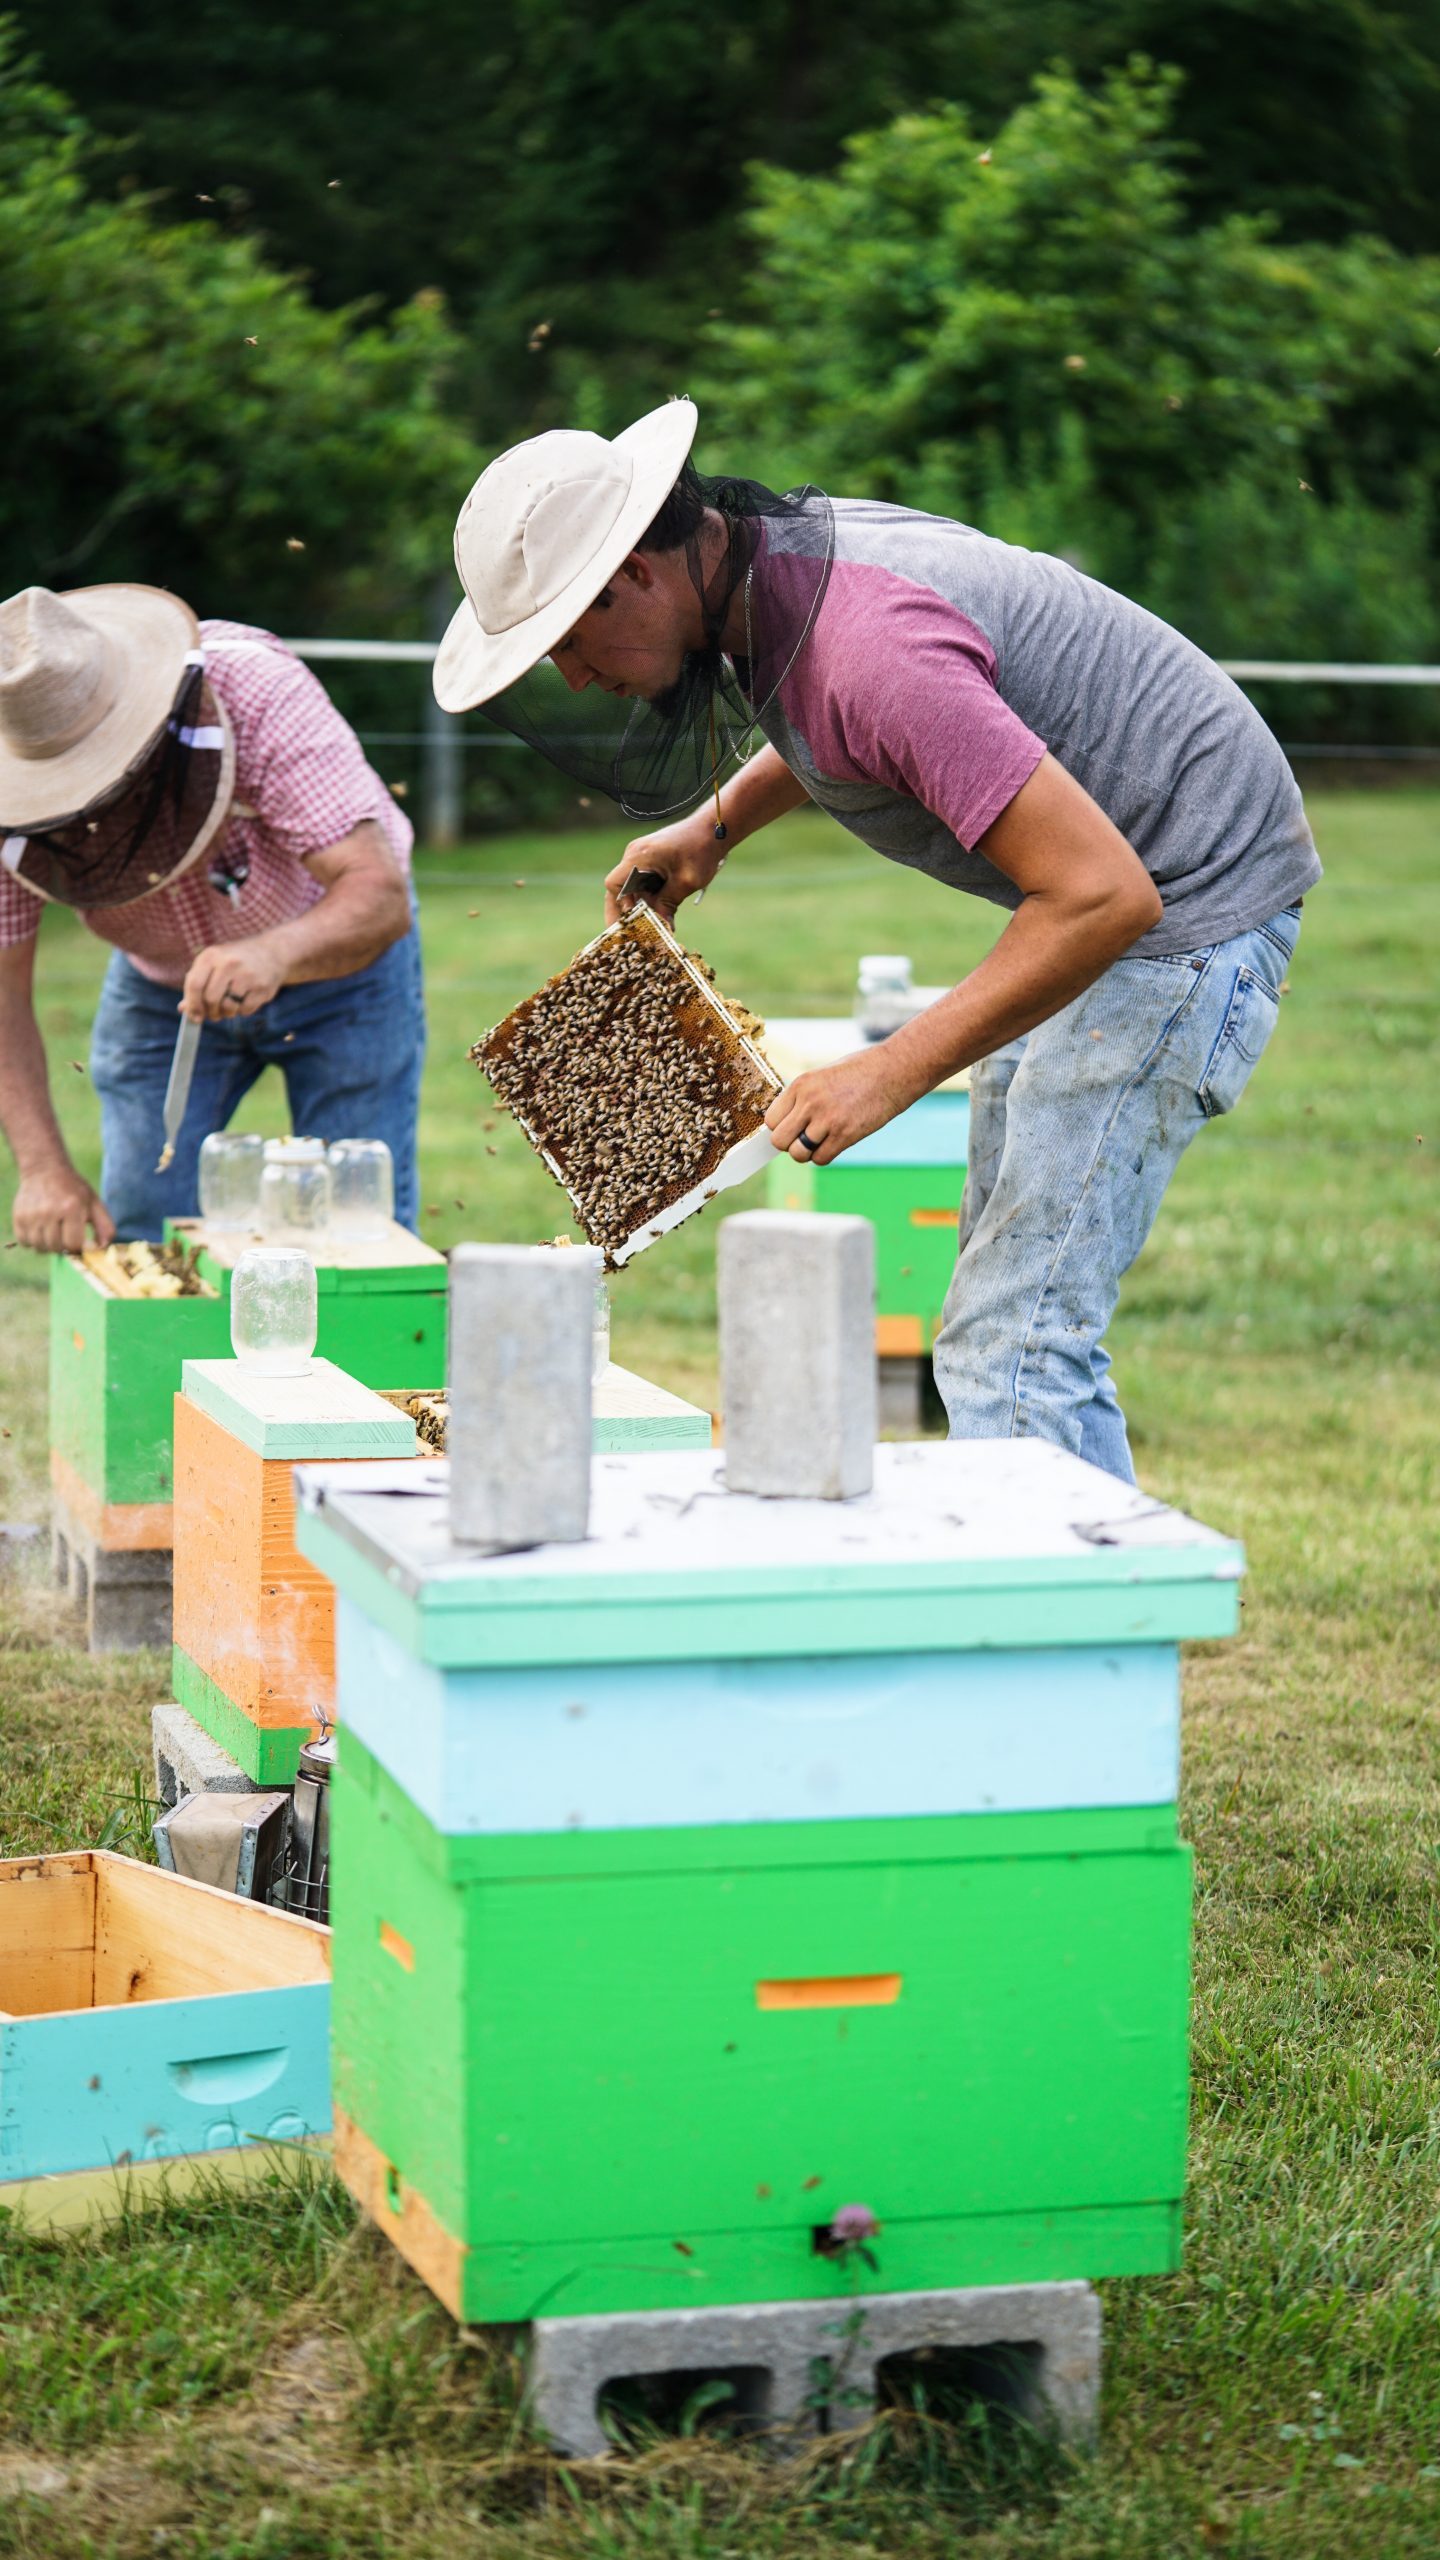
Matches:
[0,621,414,988]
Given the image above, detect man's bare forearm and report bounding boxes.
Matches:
[880,880,1161,1106]
[181,828,413,1020]
[715,743,810,846]
[250,866,411,989]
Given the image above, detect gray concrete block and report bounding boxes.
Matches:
[822,2280,1101,2448]
[447,1243,595,1550]
[718,1212,876,1500]
[152,1702,262,1809]
[877,1354,925,1438]
[520,2280,1099,2459]
[0,1522,43,1577]
[50,1493,172,1653]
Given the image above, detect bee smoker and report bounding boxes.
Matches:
[281,1730,334,1924]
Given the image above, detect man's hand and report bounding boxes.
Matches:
[180,940,286,1022]
[765,1043,923,1167]
[604,811,727,927]
[13,1161,115,1253]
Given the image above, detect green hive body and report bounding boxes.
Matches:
[49,1253,231,1508]
[761,1022,969,1358]
[295,1439,1238,2325]
[168,1219,450,1392]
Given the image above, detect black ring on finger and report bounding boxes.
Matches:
[797,1130,820,1155]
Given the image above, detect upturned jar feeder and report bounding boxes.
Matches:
[230,1247,317,1377]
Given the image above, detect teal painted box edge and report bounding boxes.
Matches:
[0,1984,331,2182]
[334,1595,1183,1838]
[338,1722,1180,1883]
[296,1494,1243,1672]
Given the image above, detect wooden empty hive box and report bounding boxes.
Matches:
[0,1851,330,2221]
[294,1438,1242,2327]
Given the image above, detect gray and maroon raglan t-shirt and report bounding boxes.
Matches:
[757,500,1321,957]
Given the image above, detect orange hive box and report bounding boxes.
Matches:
[169,1358,419,1785]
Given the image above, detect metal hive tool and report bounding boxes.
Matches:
[472,906,783,1264]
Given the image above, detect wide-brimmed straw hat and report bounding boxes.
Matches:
[0,584,203,829]
[434,397,699,714]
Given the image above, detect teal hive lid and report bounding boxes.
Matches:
[292,1440,1244,1671]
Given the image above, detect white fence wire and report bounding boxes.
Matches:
[283,640,1440,844]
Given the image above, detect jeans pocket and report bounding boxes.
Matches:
[1198,965,1280,1118]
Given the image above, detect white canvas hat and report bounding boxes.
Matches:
[433,397,699,714]
[0,583,201,828]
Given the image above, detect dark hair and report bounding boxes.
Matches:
[636,459,710,555]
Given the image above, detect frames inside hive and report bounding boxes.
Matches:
[472,906,782,1262]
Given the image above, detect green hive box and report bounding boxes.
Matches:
[294,1439,1241,2326]
[762,1019,968,1357]
[49,1252,232,1513]
[167,1218,448,1391]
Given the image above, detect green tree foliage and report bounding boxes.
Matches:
[8,0,1439,428]
[0,32,472,629]
[700,63,1440,693]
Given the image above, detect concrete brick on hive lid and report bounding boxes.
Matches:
[471,905,783,1264]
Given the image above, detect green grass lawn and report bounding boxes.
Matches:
[1,792,1437,2557]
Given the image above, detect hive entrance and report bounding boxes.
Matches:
[472,906,781,1262]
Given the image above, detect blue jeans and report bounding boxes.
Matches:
[933,905,1302,1483]
[90,912,426,1239]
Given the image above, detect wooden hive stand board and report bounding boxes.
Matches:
[378,1365,713,1458]
[48,1253,231,1511]
[166,1220,448,1390]
[170,1367,416,1784]
[330,1736,1190,2325]
[591,1363,713,1452]
[0,1852,330,2186]
[0,2136,333,2235]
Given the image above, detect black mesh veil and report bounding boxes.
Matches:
[477,468,834,821]
[0,658,234,909]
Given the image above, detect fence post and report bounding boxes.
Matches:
[422,575,463,849]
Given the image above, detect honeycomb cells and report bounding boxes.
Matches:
[472,913,777,1257]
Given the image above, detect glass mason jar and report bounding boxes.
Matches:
[197,1130,265,1232]
[230,1246,317,1376]
[258,1137,332,1242]
[327,1138,394,1239]
[854,952,915,1042]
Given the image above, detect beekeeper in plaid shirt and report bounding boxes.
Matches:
[0,582,424,1249]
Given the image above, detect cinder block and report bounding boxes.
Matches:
[877,1355,925,1437]
[719,1212,876,1499]
[522,2281,1100,2458]
[51,1490,172,1653]
[0,1523,43,1576]
[152,1702,262,1809]
[447,1244,595,1548]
